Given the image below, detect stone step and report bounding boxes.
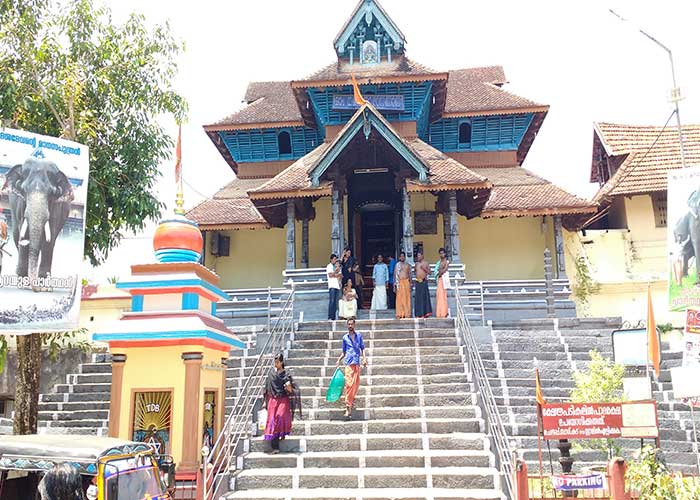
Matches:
[228,393,477,410]
[228,373,471,389]
[294,328,457,341]
[38,401,111,412]
[224,487,503,499]
[40,392,112,403]
[285,354,465,367]
[249,433,489,454]
[283,345,464,359]
[66,373,112,385]
[53,383,111,394]
[242,449,494,470]
[297,405,480,422]
[228,383,474,400]
[78,363,112,374]
[41,418,108,428]
[283,417,484,436]
[296,319,456,332]
[290,338,460,350]
[233,466,498,491]
[228,362,468,379]
[38,409,109,421]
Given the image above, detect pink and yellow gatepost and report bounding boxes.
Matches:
[93,213,244,476]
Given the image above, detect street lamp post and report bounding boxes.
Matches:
[610,9,687,168]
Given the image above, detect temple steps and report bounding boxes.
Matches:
[222,318,506,499]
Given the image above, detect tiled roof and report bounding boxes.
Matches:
[592,122,700,200]
[444,67,548,116]
[292,56,442,87]
[471,167,596,216]
[205,81,303,130]
[186,178,269,229]
[404,139,489,191]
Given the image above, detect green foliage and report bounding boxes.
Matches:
[107,276,119,284]
[571,255,600,306]
[626,446,700,499]
[0,336,7,373]
[657,322,674,334]
[0,0,188,265]
[570,350,625,458]
[43,329,92,360]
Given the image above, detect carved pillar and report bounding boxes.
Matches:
[447,190,461,264]
[544,248,556,318]
[553,215,568,279]
[401,185,414,264]
[443,213,451,258]
[181,352,203,472]
[338,191,345,251]
[331,188,341,256]
[285,200,296,270]
[108,353,126,438]
[301,218,309,269]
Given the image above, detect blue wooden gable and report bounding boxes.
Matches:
[335,0,406,64]
[425,114,534,152]
[219,126,323,163]
[308,82,432,128]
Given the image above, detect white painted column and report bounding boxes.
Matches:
[447,190,461,264]
[286,200,296,270]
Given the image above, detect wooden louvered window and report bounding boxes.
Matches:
[277,131,292,155]
[458,121,472,145]
[652,193,667,227]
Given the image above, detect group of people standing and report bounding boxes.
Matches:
[327,247,452,320]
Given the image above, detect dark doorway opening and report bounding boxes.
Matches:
[359,205,396,268]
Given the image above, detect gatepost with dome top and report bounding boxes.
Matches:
[93,206,245,476]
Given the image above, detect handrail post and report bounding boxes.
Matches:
[267,286,271,334]
[479,280,485,326]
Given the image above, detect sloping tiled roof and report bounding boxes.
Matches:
[205,81,303,130]
[592,122,700,200]
[404,139,489,191]
[470,167,596,217]
[292,56,443,87]
[186,178,269,229]
[444,67,548,117]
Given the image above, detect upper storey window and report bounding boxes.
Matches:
[277,131,292,155]
[458,121,472,145]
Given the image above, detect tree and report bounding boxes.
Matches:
[0,0,187,434]
[626,446,700,499]
[570,350,625,458]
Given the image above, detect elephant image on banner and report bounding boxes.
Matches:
[4,157,74,288]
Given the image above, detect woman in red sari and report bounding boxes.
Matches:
[264,353,301,453]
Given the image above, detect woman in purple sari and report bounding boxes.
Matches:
[264,353,301,453]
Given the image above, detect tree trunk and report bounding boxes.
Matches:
[13,333,41,435]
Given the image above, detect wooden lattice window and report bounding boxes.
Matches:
[652,193,667,227]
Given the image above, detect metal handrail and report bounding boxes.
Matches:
[454,282,514,499]
[202,286,295,500]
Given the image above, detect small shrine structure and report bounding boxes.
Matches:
[93,211,244,475]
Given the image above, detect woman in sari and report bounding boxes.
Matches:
[338,279,358,319]
[264,353,301,453]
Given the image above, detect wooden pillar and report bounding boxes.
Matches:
[301,218,309,269]
[331,188,341,256]
[285,200,295,270]
[442,212,451,258]
[401,185,414,264]
[339,195,345,251]
[181,352,203,472]
[108,353,126,438]
[447,190,461,264]
[553,215,567,279]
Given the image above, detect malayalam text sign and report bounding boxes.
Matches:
[541,401,658,440]
[0,128,88,333]
[332,94,405,112]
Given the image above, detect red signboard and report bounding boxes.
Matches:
[686,309,700,334]
[541,401,658,440]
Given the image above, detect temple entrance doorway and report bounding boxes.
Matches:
[347,170,402,272]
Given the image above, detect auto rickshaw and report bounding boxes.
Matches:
[0,435,175,500]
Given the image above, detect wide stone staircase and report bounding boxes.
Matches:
[477,319,700,473]
[222,318,507,500]
[36,352,113,436]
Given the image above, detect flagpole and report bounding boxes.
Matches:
[174,125,185,215]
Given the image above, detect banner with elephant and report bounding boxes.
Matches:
[0,128,88,332]
[669,166,700,312]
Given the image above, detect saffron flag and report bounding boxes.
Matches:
[175,125,182,185]
[535,368,547,407]
[351,74,367,106]
[647,284,660,376]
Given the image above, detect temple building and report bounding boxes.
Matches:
[188,0,595,290]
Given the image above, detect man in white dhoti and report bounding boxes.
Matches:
[371,254,389,310]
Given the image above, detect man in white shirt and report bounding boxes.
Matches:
[327,254,341,320]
